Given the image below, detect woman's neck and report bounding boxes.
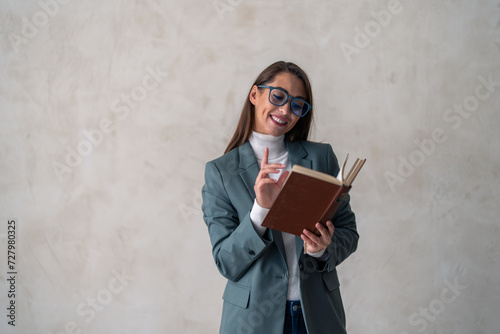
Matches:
[248,131,287,161]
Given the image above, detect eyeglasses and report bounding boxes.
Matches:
[257,85,311,117]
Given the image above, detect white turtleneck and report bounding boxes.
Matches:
[248,131,325,301]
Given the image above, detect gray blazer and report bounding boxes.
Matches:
[202,139,359,334]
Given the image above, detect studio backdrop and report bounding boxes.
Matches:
[1,0,499,333]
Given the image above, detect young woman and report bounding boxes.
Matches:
[202,61,359,334]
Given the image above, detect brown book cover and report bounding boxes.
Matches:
[261,157,365,237]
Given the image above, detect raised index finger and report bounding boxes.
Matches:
[261,147,269,168]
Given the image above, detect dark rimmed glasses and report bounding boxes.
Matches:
[257,85,311,117]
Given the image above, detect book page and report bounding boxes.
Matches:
[337,153,349,182]
[292,165,342,185]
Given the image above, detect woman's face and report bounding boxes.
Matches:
[250,72,305,137]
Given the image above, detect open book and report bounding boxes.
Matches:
[261,154,366,237]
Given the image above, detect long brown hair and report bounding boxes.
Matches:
[224,61,314,154]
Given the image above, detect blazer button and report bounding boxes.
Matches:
[248,250,255,256]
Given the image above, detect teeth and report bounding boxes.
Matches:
[271,115,286,124]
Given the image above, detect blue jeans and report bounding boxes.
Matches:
[283,300,307,334]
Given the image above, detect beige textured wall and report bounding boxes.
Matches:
[1,0,499,333]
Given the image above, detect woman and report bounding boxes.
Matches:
[202,61,359,334]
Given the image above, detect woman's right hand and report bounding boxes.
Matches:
[254,148,289,209]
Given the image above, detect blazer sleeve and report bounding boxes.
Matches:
[324,145,359,271]
[202,160,272,282]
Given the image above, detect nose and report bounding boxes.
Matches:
[278,97,293,115]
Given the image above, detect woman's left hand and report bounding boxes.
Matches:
[301,221,335,253]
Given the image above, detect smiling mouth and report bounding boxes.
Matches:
[270,115,288,125]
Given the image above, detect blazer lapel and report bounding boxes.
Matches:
[286,140,312,169]
[295,236,305,261]
[238,142,259,200]
[272,230,287,264]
